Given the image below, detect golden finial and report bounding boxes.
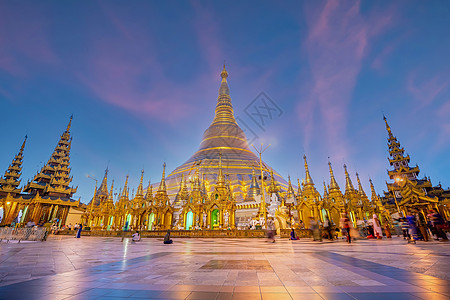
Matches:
[328,161,339,189]
[122,175,129,197]
[383,114,393,136]
[66,115,73,132]
[108,180,114,201]
[303,155,314,185]
[344,164,354,191]
[221,62,228,79]
[20,135,27,153]
[146,179,153,199]
[158,162,167,191]
[136,169,144,196]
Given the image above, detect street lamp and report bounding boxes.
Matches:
[393,176,403,215]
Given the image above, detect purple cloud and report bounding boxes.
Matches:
[0,3,58,77]
[299,0,395,159]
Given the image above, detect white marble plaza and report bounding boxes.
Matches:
[0,235,449,299]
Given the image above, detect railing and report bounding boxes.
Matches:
[0,227,49,243]
[57,229,268,238]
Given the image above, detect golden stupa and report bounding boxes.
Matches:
[163,65,287,201]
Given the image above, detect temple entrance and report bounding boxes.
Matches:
[164,212,172,229]
[108,216,114,230]
[16,210,23,224]
[298,203,311,228]
[21,206,29,224]
[125,214,131,230]
[321,208,327,222]
[211,209,219,229]
[147,213,154,230]
[329,207,340,226]
[185,211,193,230]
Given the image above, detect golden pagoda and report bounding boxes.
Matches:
[77,68,449,234]
[296,155,321,227]
[323,161,345,225]
[151,163,174,229]
[163,65,287,204]
[356,172,372,219]
[0,117,79,227]
[382,116,449,219]
[343,164,360,224]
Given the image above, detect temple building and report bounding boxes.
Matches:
[0,117,80,227]
[381,116,450,219]
[3,65,448,231]
[81,66,394,231]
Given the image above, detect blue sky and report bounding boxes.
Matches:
[1,0,449,203]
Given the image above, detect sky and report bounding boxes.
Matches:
[1,0,449,204]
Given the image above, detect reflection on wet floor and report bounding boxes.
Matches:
[0,236,449,299]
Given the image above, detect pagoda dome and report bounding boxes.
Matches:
[162,65,287,202]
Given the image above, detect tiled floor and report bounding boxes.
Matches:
[0,235,449,299]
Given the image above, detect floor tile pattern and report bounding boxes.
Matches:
[0,236,449,299]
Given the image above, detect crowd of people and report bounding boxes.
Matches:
[288,209,449,244]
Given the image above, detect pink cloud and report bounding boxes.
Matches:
[0,3,58,77]
[407,71,450,107]
[298,0,395,159]
[192,2,224,75]
[76,6,206,125]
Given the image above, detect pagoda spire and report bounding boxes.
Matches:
[383,115,419,181]
[211,64,237,127]
[23,116,77,197]
[158,163,167,192]
[145,179,153,199]
[66,115,73,132]
[286,175,295,200]
[107,180,114,202]
[121,175,129,197]
[297,178,303,197]
[343,164,355,192]
[201,173,208,195]
[267,169,280,194]
[369,178,377,200]
[303,155,314,185]
[97,167,109,196]
[245,168,261,201]
[219,63,229,96]
[0,135,27,196]
[217,152,225,186]
[193,168,201,191]
[356,173,370,211]
[250,168,260,189]
[136,169,144,197]
[356,173,367,198]
[328,161,340,191]
[323,181,328,198]
[370,178,386,214]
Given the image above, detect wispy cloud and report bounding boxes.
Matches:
[0,2,58,77]
[76,5,201,124]
[299,0,395,160]
[407,71,450,107]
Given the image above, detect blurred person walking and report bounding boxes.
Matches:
[429,210,448,242]
[267,218,276,243]
[415,211,429,241]
[340,213,352,243]
[372,214,383,239]
[76,223,82,238]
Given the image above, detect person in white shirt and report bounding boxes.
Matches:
[132,231,141,242]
